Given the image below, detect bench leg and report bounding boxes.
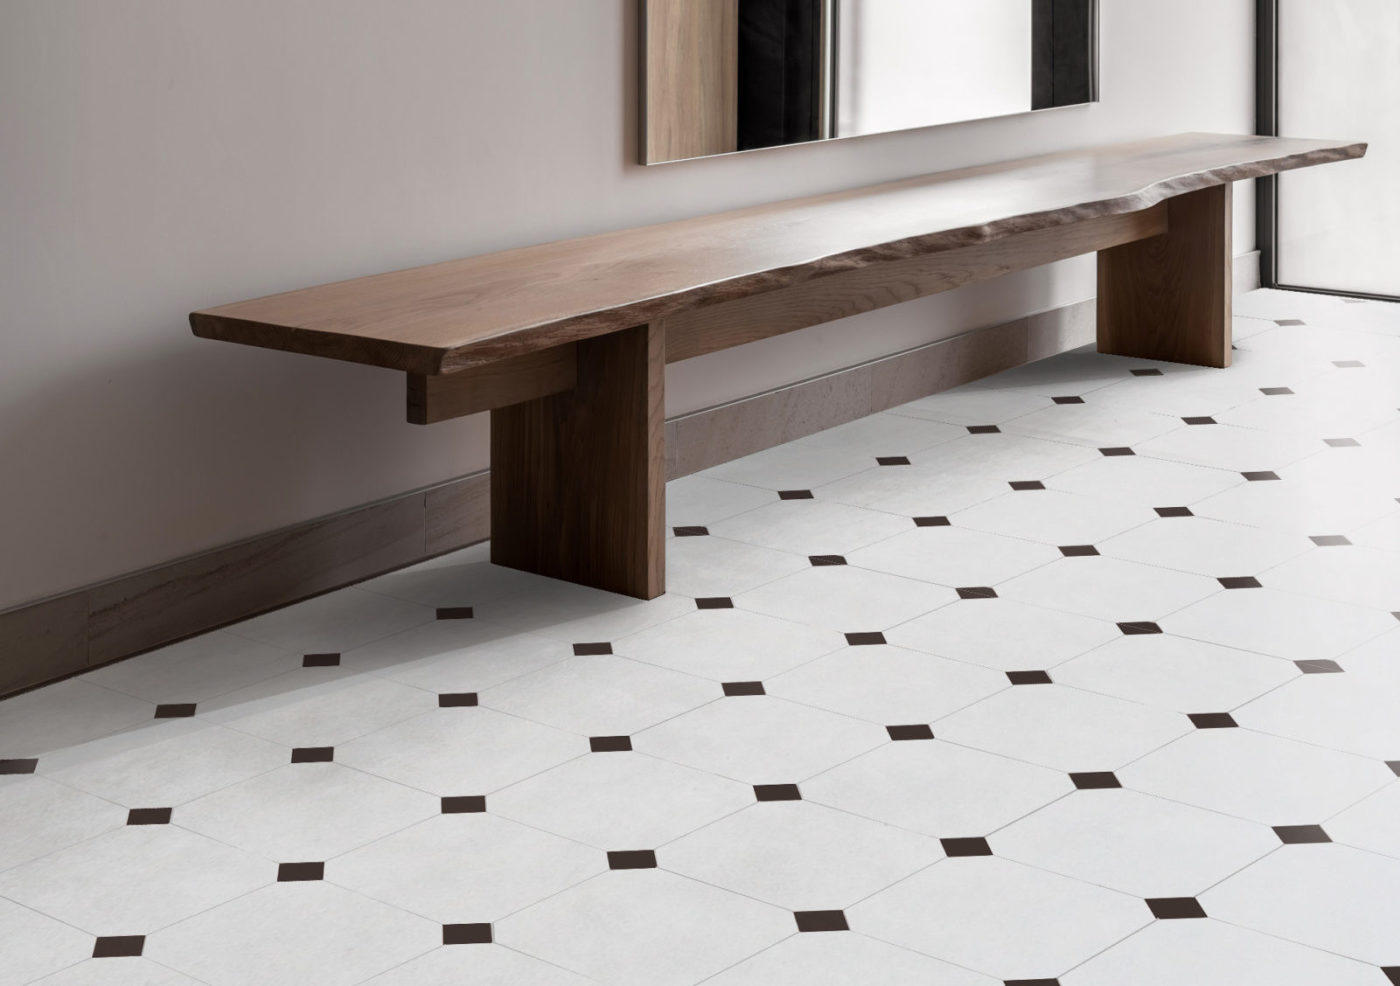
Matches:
[1097,184,1233,368]
[490,323,666,599]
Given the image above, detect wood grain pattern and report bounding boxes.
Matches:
[189,134,1364,375]
[1098,184,1232,367]
[643,0,739,164]
[407,345,577,424]
[0,593,89,697]
[490,323,666,599]
[661,204,1165,362]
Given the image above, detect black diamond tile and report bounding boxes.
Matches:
[1310,534,1352,547]
[443,923,493,945]
[673,526,709,537]
[290,747,334,763]
[887,724,935,741]
[1273,824,1331,844]
[1053,396,1085,404]
[968,425,1001,434]
[1275,319,1306,326]
[1131,368,1164,377]
[303,653,340,667]
[794,910,849,932]
[957,586,998,600]
[1146,897,1206,919]
[1059,545,1099,557]
[0,758,38,775]
[439,693,479,707]
[1334,360,1366,368]
[1188,713,1238,729]
[696,597,734,610]
[1388,761,1400,777]
[1324,438,1361,448]
[809,555,847,567]
[1010,480,1046,491]
[1155,506,1193,518]
[1118,622,1162,636]
[846,631,887,646]
[1295,659,1344,675]
[754,784,802,802]
[278,861,325,882]
[1242,471,1281,482]
[1393,612,1400,623]
[914,516,951,527]
[1218,576,1262,589]
[1007,670,1053,685]
[723,681,766,696]
[127,807,172,826]
[1099,447,1135,457]
[436,607,475,620]
[1383,968,1400,986]
[1182,416,1217,426]
[779,489,814,500]
[1260,387,1294,396]
[154,703,196,719]
[574,642,613,656]
[590,736,633,753]
[93,936,144,958]
[941,837,993,857]
[1071,771,1121,790]
[442,795,487,814]
[1005,980,1061,986]
[607,849,657,870]
[877,456,911,466]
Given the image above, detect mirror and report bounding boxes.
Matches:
[642,0,1097,164]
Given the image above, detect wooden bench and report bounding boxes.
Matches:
[191,133,1365,600]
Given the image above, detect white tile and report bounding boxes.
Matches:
[147,882,440,986]
[0,896,94,986]
[358,945,592,986]
[201,670,436,748]
[888,387,1051,426]
[228,587,435,654]
[358,543,542,611]
[700,443,875,492]
[1262,544,1400,613]
[803,739,1073,837]
[38,719,288,808]
[1327,782,1400,860]
[663,534,809,598]
[993,788,1276,896]
[1217,390,1398,441]
[1166,588,1395,662]
[1086,372,1274,418]
[767,646,1006,724]
[909,431,1103,480]
[815,461,1009,518]
[331,813,605,922]
[998,556,1220,622]
[663,800,944,909]
[341,618,570,694]
[1062,918,1381,986]
[337,708,583,797]
[634,696,886,785]
[1234,664,1400,759]
[1120,729,1393,825]
[82,631,298,704]
[954,489,1157,546]
[886,597,1119,671]
[850,857,1149,981]
[1193,474,1397,535]
[934,685,1190,772]
[481,655,715,736]
[959,348,1162,397]
[616,607,844,682]
[793,411,963,454]
[665,475,776,528]
[709,498,910,556]
[491,751,752,850]
[496,870,792,986]
[1053,635,1296,713]
[30,957,207,986]
[1135,422,1323,472]
[0,776,125,871]
[846,526,1060,587]
[478,578,694,642]
[0,679,153,759]
[1351,509,1400,551]
[0,825,269,934]
[1100,516,1313,576]
[1336,627,1400,677]
[705,932,999,986]
[177,762,438,859]
[1003,402,1184,448]
[736,566,953,634]
[1049,454,1244,506]
[1201,844,1400,964]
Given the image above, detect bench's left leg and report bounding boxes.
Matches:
[1097,183,1232,368]
[490,323,666,599]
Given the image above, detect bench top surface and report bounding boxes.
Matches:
[191,133,1365,375]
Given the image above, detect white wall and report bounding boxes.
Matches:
[0,0,1255,613]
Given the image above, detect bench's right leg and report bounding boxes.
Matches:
[490,323,666,599]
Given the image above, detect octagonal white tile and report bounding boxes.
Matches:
[82,631,297,705]
[341,618,569,694]
[616,607,843,682]
[704,931,998,986]
[662,534,810,599]
[358,944,592,986]
[846,526,1060,588]
[736,566,953,633]
[998,556,1220,622]
[709,498,910,557]
[1099,516,1313,577]
[0,775,125,871]
[0,896,96,986]
[885,597,1119,671]
[1166,588,1395,662]
[954,489,1157,547]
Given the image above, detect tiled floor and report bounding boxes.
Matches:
[3,289,1400,985]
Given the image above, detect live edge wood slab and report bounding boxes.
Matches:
[192,133,1365,599]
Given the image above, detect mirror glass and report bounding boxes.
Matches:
[643,0,1097,164]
